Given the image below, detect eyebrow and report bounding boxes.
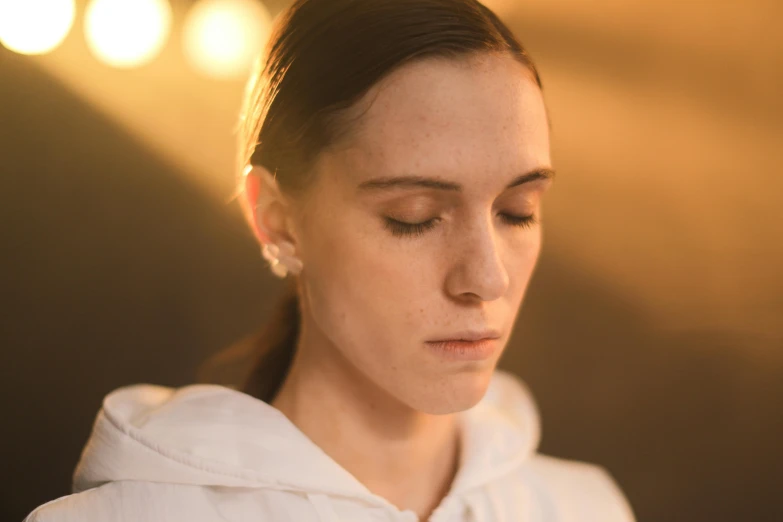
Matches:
[357,168,556,192]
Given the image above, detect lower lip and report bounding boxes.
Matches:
[425,339,499,361]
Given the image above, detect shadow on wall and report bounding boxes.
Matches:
[1,47,781,522]
[507,253,783,522]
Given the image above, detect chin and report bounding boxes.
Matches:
[406,366,495,415]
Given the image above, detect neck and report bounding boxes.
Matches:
[271,328,460,521]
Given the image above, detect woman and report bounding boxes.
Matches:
[26,0,635,520]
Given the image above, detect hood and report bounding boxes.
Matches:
[72,370,540,507]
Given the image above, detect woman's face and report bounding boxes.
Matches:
[291,53,553,414]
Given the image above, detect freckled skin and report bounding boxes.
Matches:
[284,53,552,415]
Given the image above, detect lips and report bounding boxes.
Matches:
[427,329,501,343]
[424,337,500,361]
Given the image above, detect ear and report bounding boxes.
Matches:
[244,169,267,243]
[243,166,292,246]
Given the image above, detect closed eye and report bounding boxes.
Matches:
[383,213,538,238]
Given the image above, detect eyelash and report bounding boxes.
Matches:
[383,213,539,238]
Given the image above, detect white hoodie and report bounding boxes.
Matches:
[25,370,635,522]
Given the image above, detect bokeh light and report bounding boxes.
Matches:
[0,0,76,55]
[183,0,273,79]
[84,0,172,68]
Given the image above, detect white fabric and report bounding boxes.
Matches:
[25,370,636,521]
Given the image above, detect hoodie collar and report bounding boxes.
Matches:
[73,370,540,505]
[451,371,541,495]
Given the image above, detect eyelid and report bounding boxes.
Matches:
[384,203,442,223]
[385,200,439,215]
[495,193,536,209]
[383,210,539,239]
[383,216,440,238]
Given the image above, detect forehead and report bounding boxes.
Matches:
[330,53,550,190]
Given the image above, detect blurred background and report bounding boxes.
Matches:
[1,0,781,520]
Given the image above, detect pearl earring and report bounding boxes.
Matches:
[261,241,303,279]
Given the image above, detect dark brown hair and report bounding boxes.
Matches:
[235,0,542,402]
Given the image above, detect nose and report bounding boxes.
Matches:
[444,217,510,303]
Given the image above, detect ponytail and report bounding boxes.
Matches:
[241,280,300,402]
[197,278,300,403]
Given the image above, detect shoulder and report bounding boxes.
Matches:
[24,482,226,522]
[23,481,325,522]
[24,482,168,522]
[519,454,636,522]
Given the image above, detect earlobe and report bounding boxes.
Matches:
[262,241,304,278]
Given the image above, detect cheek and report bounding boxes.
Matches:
[510,230,543,298]
[519,229,542,267]
[301,212,427,351]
